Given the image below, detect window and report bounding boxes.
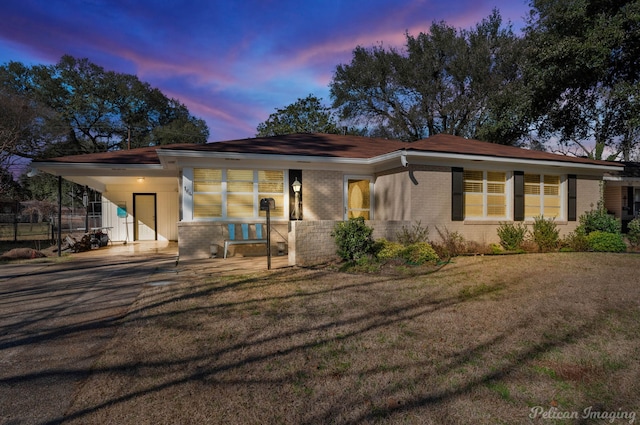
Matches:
[193,169,222,218]
[524,174,561,218]
[192,169,285,219]
[463,170,507,219]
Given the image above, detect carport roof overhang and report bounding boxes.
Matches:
[32,162,177,192]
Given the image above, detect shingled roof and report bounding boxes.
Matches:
[35,133,620,168]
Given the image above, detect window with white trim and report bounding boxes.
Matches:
[524,174,561,218]
[193,168,285,219]
[463,170,507,219]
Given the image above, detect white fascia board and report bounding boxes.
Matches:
[397,151,624,172]
[604,176,640,182]
[33,162,173,177]
[159,148,623,173]
[157,149,379,172]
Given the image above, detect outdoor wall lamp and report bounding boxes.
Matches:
[137,177,145,183]
[292,177,302,220]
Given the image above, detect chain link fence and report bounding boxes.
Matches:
[0,201,102,242]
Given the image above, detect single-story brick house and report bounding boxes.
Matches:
[32,133,623,265]
[604,162,640,232]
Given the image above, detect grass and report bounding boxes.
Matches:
[63,252,640,424]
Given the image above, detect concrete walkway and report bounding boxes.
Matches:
[0,241,289,424]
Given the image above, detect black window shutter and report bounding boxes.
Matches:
[514,171,524,221]
[451,167,464,221]
[568,174,577,221]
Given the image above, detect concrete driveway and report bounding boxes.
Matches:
[0,246,180,425]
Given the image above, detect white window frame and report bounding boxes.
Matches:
[187,168,288,221]
[524,174,565,220]
[463,170,512,220]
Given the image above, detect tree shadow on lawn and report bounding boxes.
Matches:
[6,254,639,424]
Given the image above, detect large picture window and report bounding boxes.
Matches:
[463,170,507,219]
[192,169,285,219]
[524,174,561,218]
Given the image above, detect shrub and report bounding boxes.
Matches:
[578,207,621,235]
[400,242,440,265]
[374,239,404,261]
[396,221,429,245]
[586,231,627,252]
[531,216,559,252]
[560,231,590,252]
[496,222,528,251]
[332,217,375,261]
[627,218,640,248]
[433,226,466,258]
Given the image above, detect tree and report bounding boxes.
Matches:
[0,55,209,163]
[256,94,342,136]
[523,0,640,160]
[330,10,525,144]
[0,61,66,174]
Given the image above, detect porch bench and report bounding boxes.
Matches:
[223,223,267,259]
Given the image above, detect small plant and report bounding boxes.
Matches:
[627,218,640,248]
[496,222,528,251]
[560,231,590,252]
[531,216,559,252]
[400,242,439,265]
[586,231,627,253]
[374,239,404,261]
[332,217,375,261]
[396,221,429,245]
[578,206,621,235]
[433,226,466,258]
[490,243,503,254]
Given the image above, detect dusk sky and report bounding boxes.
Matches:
[0,0,530,143]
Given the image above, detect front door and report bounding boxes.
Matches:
[134,194,156,241]
[344,176,373,220]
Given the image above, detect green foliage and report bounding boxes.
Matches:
[531,216,559,252]
[578,207,621,235]
[396,221,429,245]
[489,243,504,254]
[330,10,524,144]
[332,217,375,261]
[374,239,404,261]
[586,231,627,253]
[560,231,590,252]
[627,218,640,248]
[256,94,340,137]
[496,222,528,251]
[524,0,640,159]
[1,55,209,164]
[400,242,439,265]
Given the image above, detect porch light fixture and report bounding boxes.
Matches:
[292,177,302,220]
[137,177,145,183]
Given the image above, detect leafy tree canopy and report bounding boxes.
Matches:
[524,0,640,159]
[0,55,209,164]
[330,10,527,144]
[256,94,345,136]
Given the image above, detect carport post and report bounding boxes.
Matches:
[57,176,62,257]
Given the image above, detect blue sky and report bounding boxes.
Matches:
[0,0,530,142]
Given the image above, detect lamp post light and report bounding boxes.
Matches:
[291,177,302,220]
